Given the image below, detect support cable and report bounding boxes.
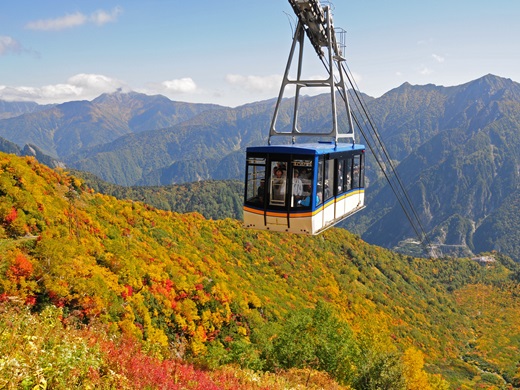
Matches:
[344,73,436,255]
[318,54,435,256]
[341,63,435,252]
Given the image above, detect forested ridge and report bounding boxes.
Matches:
[2,75,520,261]
[1,152,520,389]
[70,168,244,220]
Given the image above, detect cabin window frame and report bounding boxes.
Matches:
[269,159,288,207]
[244,155,267,207]
[291,158,314,210]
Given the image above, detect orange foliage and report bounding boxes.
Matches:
[8,253,33,279]
[4,207,17,223]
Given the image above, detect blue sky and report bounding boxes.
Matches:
[1,0,519,107]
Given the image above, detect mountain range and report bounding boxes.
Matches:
[0,74,519,262]
[343,74,520,262]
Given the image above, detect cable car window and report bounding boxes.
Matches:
[291,168,303,201]
[292,159,313,209]
[270,161,287,206]
[344,158,352,191]
[317,159,324,206]
[359,154,365,188]
[324,159,334,201]
[245,157,266,206]
[353,155,361,189]
[336,159,344,195]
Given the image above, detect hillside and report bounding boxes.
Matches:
[65,99,276,186]
[17,75,515,262]
[0,100,52,120]
[1,153,520,388]
[70,169,244,220]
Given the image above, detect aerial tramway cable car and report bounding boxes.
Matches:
[243,0,366,234]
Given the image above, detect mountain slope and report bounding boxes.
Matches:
[345,74,520,260]
[71,168,244,220]
[66,100,277,185]
[0,100,52,120]
[1,152,520,388]
[62,75,520,262]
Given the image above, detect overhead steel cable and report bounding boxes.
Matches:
[339,63,436,255]
[349,110,427,249]
[342,64,434,245]
[319,53,435,256]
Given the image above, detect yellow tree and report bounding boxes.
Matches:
[402,347,449,390]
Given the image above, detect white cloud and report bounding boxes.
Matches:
[90,7,123,26]
[68,73,125,91]
[432,54,445,63]
[419,67,433,76]
[0,73,127,104]
[25,7,122,31]
[161,78,197,93]
[225,74,281,93]
[26,12,87,31]
[0,36,22,55]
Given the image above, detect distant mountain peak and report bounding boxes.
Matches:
[92,89,145,104]
[456,74,520,102]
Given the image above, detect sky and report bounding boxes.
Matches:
[1,0,520,107]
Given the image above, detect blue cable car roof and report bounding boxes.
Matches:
[246,142,365,156]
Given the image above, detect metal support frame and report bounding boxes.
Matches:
[269,1,355,146]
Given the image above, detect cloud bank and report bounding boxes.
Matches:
[25,7,122,31]
[161,78,197,94]
[0,74,127,104]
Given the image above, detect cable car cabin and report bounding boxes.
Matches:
[243,143,365,235]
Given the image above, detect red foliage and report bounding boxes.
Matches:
[25,295,36,306]
[175,292,188,301]
[5,207,17,223]
[48,291,66,307]
[8,253,33,279]
[122,285,133,300]
[99,335,223,389]
[164,279,174,293]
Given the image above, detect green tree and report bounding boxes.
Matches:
[270,301,358,385]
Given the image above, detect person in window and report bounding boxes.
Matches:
[353,164,360,189]
[337,163,344,193]
[272,168,286,201]
[257,179,265,204]
[324,180,331,200]
[292,169,303,200]
[274,162,287,177]
[298,184,318,207]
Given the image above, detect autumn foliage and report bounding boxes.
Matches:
[0,152,519,389]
